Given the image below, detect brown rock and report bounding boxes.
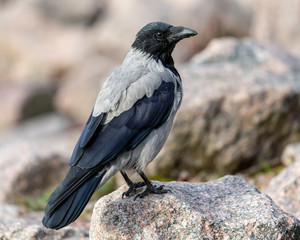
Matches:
[154,38,300,177]
[90,176,300,239]
[265,151,300,220]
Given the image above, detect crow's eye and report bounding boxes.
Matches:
[155,32,163,39]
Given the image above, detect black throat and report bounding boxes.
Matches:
[132,44,179,77]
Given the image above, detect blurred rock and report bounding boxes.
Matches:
[0,218,88,240]
[0,83,55,131]
[0,0,94,85]
[54,55,117,124]
[155,38,300,177]
[36,0,103,26]
[92,0,252,63]
[265,152,300,220]
[251,0,300,57]
[282,142,300,167]
[0,114,80,202]
[0,203,20,219]
[90,176,300,239]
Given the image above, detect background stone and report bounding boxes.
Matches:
[0,83,56,131]
[154,38,300,178]
[0,114,77,202]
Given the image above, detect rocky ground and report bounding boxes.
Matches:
[1,0,300,239]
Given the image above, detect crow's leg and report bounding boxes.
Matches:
[134,171,169,200]
[121,171,146,198]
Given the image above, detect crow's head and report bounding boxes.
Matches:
[132,22,197,65]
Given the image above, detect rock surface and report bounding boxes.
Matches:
[154,38,300,178]
[90,176,300,240]
[265,150,300,220]
[0,114,78,202]
[0,218,88,240]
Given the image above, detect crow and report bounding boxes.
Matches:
[42,21,197,230]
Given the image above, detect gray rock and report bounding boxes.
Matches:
[90,176,300,240]
[36,0,103,26]
[155,38,300,177]
[265,155,300,220]
[0,83,55,131]
[0,114,79,202]
[0,218,88,240]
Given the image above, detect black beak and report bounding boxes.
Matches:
[168,26,198,43]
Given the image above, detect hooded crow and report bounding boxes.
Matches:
[42,21,197,230]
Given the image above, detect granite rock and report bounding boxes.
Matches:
[90,176,300,239]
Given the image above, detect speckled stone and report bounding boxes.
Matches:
[0,218,88,240]
[90,175,300,240]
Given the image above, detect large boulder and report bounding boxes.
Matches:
[154,38,300,178]
[90,176,300,239]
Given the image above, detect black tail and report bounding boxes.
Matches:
[42,166,105,230]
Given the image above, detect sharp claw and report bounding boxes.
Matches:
[122,181,146,198]
[133,184,169,200]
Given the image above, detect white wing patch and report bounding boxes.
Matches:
[92,48,180,124]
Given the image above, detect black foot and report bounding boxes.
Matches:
[122,181,146,199]
[134,184,169,200]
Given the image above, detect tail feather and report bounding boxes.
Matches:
[42,166,106,230]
